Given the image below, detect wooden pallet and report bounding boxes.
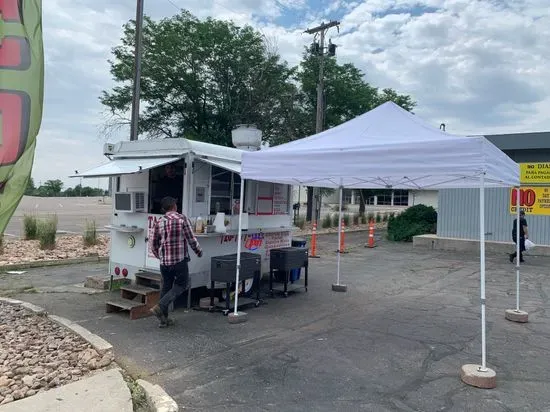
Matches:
[105,297,152,320]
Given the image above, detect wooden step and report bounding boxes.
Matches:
[105,298,151,320]
[120,285,160,306]
[135,271,161,287]
[120,284,159,295]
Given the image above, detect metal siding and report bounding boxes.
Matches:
[438,188,550,245]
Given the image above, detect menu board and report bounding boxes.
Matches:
[273,184,289,215]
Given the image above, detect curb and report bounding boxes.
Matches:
[137,379,179,412]
[0,255,109,271]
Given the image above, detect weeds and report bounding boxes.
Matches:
[83,220,98,247]
[23,214,38,240]
[37,215,57,250]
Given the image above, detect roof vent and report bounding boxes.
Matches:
[231,125,262,151]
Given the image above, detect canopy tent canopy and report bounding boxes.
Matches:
[241,102,519,189]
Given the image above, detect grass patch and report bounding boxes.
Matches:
[83,220,98,247]
[23,214,38,240]
[37,215,58,250]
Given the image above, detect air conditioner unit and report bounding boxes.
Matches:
[114,191,146,213]
[103,143,116,156]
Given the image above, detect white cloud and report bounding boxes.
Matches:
[24,0,550,189]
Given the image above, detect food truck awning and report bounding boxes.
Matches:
[198,157,241,174]
[71,157,181,178]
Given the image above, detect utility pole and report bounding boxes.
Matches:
[304,20,340,222]
[130,0,144,141]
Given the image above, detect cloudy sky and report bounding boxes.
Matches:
[38,0,550,189]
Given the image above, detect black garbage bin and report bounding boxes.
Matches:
[289,237,307,282]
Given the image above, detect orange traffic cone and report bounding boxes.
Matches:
[339,219,346,253]
[310,221,319,258]
[367,220,376,248]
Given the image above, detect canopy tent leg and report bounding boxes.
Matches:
[332,181,347,293]
[505,187,528,323]
[228,179,248,324]
[460,172,496,389]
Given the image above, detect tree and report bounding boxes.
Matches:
[100,10,297,146]
[292,50,416,220]
[41,180,63,197]
[25,177,36,196]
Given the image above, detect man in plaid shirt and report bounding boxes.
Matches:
[150,196,203,327]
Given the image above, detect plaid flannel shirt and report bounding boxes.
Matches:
[151,211,202,266]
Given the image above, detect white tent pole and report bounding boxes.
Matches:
[337,181,343,285]
[480,172,487,371]
[516,187,521,312]
[233,179,246,315]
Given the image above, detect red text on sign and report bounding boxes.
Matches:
[0,36,31,70]
[0,90,31,166]
[511,188,536,208]
[0,0,21,22]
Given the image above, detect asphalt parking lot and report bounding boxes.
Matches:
[5,232,550,412]
[5,196,111,237]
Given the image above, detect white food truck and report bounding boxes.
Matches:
[73,126,294,296]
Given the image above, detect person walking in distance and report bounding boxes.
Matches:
[510,210,528,263]
[150,196,203,327]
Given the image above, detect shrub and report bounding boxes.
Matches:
[322,214,332,229]
[375,213,382,223]
[23,214,38,240]
[382,213,388,222]
[332,213,340,227]
[387,204,437,242]
[37,215,58,250]
[83,220,98,247]
[331,204,348,212]
[352,213,360,225]
[360,215,367,225]
[367,212,375,222]
[343,213,350,227]
[295,217,306,230]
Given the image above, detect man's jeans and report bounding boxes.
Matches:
[158,259,189,316]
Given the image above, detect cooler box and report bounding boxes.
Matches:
[289,238,307,282]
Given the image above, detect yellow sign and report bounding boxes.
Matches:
[520,163,550,184]
[510,186,550,215]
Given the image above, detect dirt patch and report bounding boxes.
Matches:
[0,235,110,266]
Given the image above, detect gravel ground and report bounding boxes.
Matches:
[0,235,110,266]
[0,302,113,405]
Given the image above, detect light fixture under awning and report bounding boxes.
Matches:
[71,157,181,178]
[198,157,241,174]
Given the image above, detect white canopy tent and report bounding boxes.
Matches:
[232,102,520,380]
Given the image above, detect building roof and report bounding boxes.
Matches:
[483,131,550,151]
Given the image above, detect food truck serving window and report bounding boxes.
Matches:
[148,160,185,214]
[210,166,241,215]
